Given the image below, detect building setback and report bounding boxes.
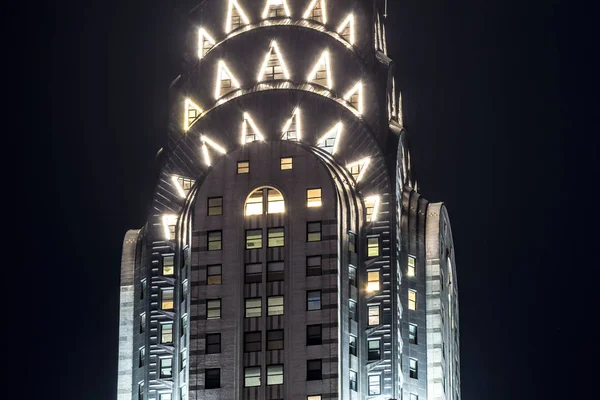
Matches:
[116,1,461,399]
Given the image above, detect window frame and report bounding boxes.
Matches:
[205,333,221,354]
[367,269,380,292]
[267,295,284,316]
[207,230,222,251]
[162,254,175,276]
[368,374,381,395]
[207,196,223,216]
[245,297,262,318]
[367,304,380,326]
[408,289,417,310]
[306,255,322,276]
[367,236,380,257]
[245,229,263,249]
[306,188,322,207]
[244,331,262,352]
[267,261,284,282]
[409,323,418,344]
[245,263,262,283]
[409,358,418,379]
[206,299,221,320]
[267,227,285,247]
[267,329,284,350]
[244,366,261,387]
[237,160,250,174]
[205,368,221,389]
[161,288,174,310]
[367,338,381,361]
[306,359,322,381]
[307,221,322,242]
[160,322,173,344]
[207,264,222,285]
[267,364,284,385]
[159,357,173,379]
[306,324,322,346]
[280,156,293,170]
[307,290,322,311]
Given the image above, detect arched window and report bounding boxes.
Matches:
[245,187,285,216]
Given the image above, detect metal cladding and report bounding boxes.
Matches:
[118,1,461,400]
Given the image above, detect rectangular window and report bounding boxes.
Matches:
[244,331,262,352]
[349,299,357,321]
[368,375,381,395]
[408,289,417,310]
[162,254,174,276]
[307,188,322,207]
[308,396,322,400]
[267,188,285,213]
[245,263,262,283]
[280,157,293,170]
[409,324,418,344]
[138,382,144,400]
[237,160,249,174]
[244,366,261,387]
[206,333,221,354]
[410,394,418,400]
[368,304,380,326]
[245,188,263,215]
[367,270,380,292]
[348,232,356,253]
[205,368,220,389]
[246,229,262,249]
[307,290,322,310]
[207,264,222,285]
[268,227,285,247]
[408,256,416,277]
[180,349,187,371]
[349,335,357,356]
[267,261,284,282]
[306,324,322,346]
[267,295,284,315]
[245,298,262,318]
[267,329,284,350]
[267,364,284,385]
[161,288,174,310]
[208,197,223,216]
[159,394,171,400]
[180,314,188,337]
[207,230,222,251]
[160,323,173,344]
[349,265,357,287]
[206,299,221,319]
[140,312,146,333]
[367,236,380,257]
[409,358,418,379]
[307,359,322,381]
[139,347,145,367]
[182,279,189,300]
[349,370,357,391]
[367,339,381,361]
[141,279,147,300]
[307,221,322,242]
[306,255,322,276]
[159,357,172,378]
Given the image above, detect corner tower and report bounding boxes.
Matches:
[116,1,461,399]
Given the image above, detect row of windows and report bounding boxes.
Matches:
[237,157,293,173]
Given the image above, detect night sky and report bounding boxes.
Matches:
[28,0,585,399]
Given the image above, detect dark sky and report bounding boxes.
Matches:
[28,0,588,399]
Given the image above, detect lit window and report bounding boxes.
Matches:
[244,366,261,387]
[162,215,177,240]
[303,0,326,24]
[245,263,262,283]
[267,261,284,282]
[306,255,322,276]
[258,41,290,81]
[367,236,380,257]
[207,264,222,285]
[307,50,332,89]
[140,312,146,333]
[159,357,172,378]
[316,121,343,155]
[207,197,223,216]
[267,364,284,385]
[408,289,417,310]
[349,335,357,356]
[307,290,322,310]
[206,333,221,354]
[308,396,322,400]
[349,265,357,287]
[347,157,370,183]
[343,82,363,114]
[348,232,356,253]
[306,324,322,346]
[246,229,262,249]
[141,279,147,300]
[238,160,250,174]
[160,323,173,344]
[161,289,174,310]
[409,323,418,344]
[226,0,250,33]
[245,187,285,215]
[268,227,284,247]
[245,298,262,318]
[206,299,221,319]
[367,270,380,292]
[337,13,355,44]
[241,112,265,144]
[267,329,284,350]
[198,27,215,59]
[215,60,240,99]
[281,107,301,141]
[409,358,418,379]
[349,370,357,391]
[368,304,380,326]
[139,347,145,367]
[244,332,261,352]
[245,188,262,215]
[161,254,174,276]
[207,230,222,251]
[407,256,416,277]
[364,195,380,222]
[205,368,220,389]
[368,375,381,395]
[307,221,322,242]
[267,188,285,213]
[262,0,290,19]
[280,157,293,170]
[267,295,284,315]
[367,339,381,360]
[307,188,322,207]
[159,394,171,400]
[307,359,322,381]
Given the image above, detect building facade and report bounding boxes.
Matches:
[117,1,461,399]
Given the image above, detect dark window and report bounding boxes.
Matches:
[244,331,261,352]
[306,324,322,346]
[207,264,222,285]
[245,263,262,283]
[306,255,322,276]
[246,229,262,249]
[140,312,146,333]
[268,227,285,247]
[349,335,357,356]
[307,290,322,310]
[349,370,357,391]
[409,358,418,379]
[141,279,147,299]
[349,265,357,287]
[208,197,223,216]
[409,324,418,344]
[207,230,222,251]
[139,347,145,367]
[267,329,284,350]
[368,339,381,361]
[205,368,220,389]
[267,261,284,281]
[307,359,322,381]
[349,300,357,321]
[348,232,356,253]
[206,333,221,354]
[307,222,322,242]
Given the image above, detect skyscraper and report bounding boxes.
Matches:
[117,1,461,399]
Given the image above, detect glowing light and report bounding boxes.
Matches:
[226,0,250,34]
[364,195,381,222]
[183,98,203,131]
[346,157,371,183]
[215,60,241,99]
[316,121,342,155]
[241,112,265,144]
[307,50,332,89]
[281,107,301,141]
[201,143,211,166]
[262,0,291,19]
[198,27,216,59]
[302,0,327,24]
[336,13,355,44]
[171,176,187,198]
[201,135,227,154]
[392,78,397,119]
[257,41,290,81]
[343,81,363,114]
[162,215,178,240]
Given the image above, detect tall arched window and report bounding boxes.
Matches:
[244,187,285,216]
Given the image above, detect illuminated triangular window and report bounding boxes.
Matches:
[281,107,301,141]
[337,13,355,44]
[241,112,265,144]
[162,215,178,240]
[303,0,327,24]
[346,157,371,183]
[307,50,332,89]
[215,60,240,99]
[316,121,342,155]
[343,82,363,114]
[257,41,290,82]
[198,28,216,59]
[364,195,380,222]
[171,175,195,198]
[391,78,397,119]
[200,135,227,166]
[183,98,203,131]
[226,0,250,34]
[262,0,290,19]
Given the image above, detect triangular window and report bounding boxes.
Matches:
[242,112,265,144]
[364,195,380,222]
[316,122,342,155]
[303,0,326,24]
[281,108,301,141]
[200,135,227,166]
[198,28,216,59]
[258,41,290,82]
[215,61,240,99]
[226,0,250,33]
[337,14,354,44]
[346,157,371,183]
[343,82,363,114]
[307,50,332,89]
[171,175,195,198]
[184,98,203,131]
[262,0,291,19]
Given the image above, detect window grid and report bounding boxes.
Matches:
[307,359,322,381]
[267,329,284,350]
[367,339,381,361]
[307,221,322,242]
[367,236,380,257]
[206,333,221,354]
[267,227,285,247]
[267,261,284,282]
[368,375,381,395]
[205,368,220,389]
[160,323,173,344]
[162,255,174,276]
[408,256,416,277]
[244,331,262,352]
[245,263,262,283]
[410,358,418,379]
[267,364,284,385]
[307,290,322,310]
[161,289,174,310]
[307,324,322,346]
[367,270,380,292]
[244,366,261,387]
[207,230,222,251]
[206,299,221,319]
[306,255,322,276]
[245,298,262,318]
[207,197,223,216]
[246,229,262,249]
[159,357,172,378]
[409,323,418,344]
[306,188,322,207]
[268,295,284,315]
[237,160,249,174]
[408,289,417,310]
[280,157,293,170]
[368,304,380,326]
[207,264,222,285]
